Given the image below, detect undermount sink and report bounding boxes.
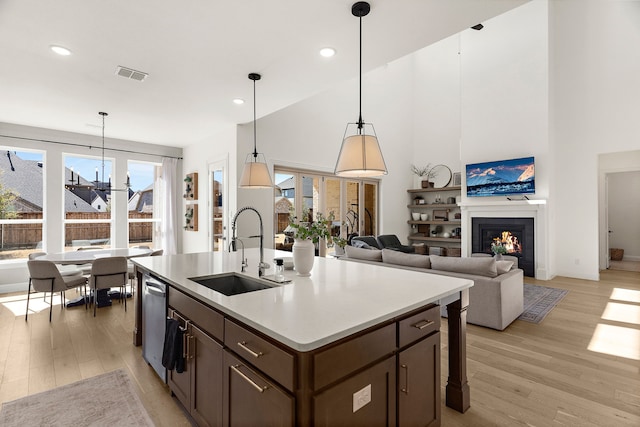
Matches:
[189,273,275,296]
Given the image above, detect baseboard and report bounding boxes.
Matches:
[621,255,640,262]
[0,282,28,294]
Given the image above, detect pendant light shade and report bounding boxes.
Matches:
[240,73,273,188]
[335,123,386,177]
[335,1,387,177]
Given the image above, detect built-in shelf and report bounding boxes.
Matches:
[407,186,461,194]
[408,220,461,226]
[408,235,462,243]
[408,204,457,209]
[407,185,462,255]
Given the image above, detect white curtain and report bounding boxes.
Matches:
[159,157,178,255]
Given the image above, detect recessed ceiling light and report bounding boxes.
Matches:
[233,98,245,105]
[319,47,336,58]
[50,45,72,56]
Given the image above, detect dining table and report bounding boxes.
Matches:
[35,247,153,307]
[35,247,152,264]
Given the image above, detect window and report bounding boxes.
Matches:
[0,148,44,260]
[63,154,112,249]
[274,168,379,255]
[128,161,161,248]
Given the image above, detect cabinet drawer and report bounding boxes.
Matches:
[398,304,440,348]
[168,286,224,341]
[225,319,295,392]
[313,323,395,391]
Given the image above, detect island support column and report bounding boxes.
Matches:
[445,289,470,413]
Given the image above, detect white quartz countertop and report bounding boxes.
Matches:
[133,249,472,352]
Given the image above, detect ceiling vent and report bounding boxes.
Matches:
[115,66,148,82]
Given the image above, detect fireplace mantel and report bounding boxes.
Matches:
[459,199,549,280]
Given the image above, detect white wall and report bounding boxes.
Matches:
[181,124,238,254]
[551,0,640,279]
[233,54,417,248]
[0,122,182,292]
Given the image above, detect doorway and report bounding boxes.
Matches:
[605,170,640,272]
[209,159,228,252]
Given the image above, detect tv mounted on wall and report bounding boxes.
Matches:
[465,156,535,197]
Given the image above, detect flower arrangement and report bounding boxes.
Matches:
[411,164,438,180]
[491,240,508,255]
[288,211,334,244]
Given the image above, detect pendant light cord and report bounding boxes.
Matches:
[253,78,258,159]
[100,112,107,186]
[357,12,363,132]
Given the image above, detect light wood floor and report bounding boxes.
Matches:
[1,269,639,426]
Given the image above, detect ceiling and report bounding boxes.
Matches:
[0,0,528,147]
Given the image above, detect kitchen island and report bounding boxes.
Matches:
[133,250,472,426]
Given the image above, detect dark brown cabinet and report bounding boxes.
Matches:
[168,288,224,427]
[223,350,294,427]
[191,324,224,427]
[313,356,396,427]
[165,285,442,427]
[398,332,441,427]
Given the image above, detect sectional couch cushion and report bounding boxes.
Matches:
[382,249,431,269]
[345,245,383,261]
[496,260,514,275]
[430,255,498,278]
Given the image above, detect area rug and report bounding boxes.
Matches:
[0,369,154,426]
[518,283,569,324]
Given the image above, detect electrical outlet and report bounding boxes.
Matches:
[353,384,371,413]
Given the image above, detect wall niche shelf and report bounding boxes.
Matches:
[407,186,462,256]
[184,172,198,200]
[185,204,198,231]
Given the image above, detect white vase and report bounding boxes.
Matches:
[293,238,315,276]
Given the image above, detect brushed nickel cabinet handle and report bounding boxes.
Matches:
[231,364,268,393]
[188,335,195,360]
[412,319,434,330]
[400,364,409,394]
[237,341,263,358]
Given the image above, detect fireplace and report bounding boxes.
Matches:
[472,217,535,277]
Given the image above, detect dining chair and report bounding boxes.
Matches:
[89,256,128,317]
[76,246,103,275]
[26,260,87,322]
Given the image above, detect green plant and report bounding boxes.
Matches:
[332,235,348,248]
[411,163,437,180]
[491,240,508,255]
[288,211,335,244]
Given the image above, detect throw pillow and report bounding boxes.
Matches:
[351,240,371,249]
[345,245,382,261]
[496,260,514,275]
[382,249,431,269]
[429,255,498,278]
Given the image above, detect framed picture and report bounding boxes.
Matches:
[452,172,461,186]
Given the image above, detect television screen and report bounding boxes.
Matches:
[466,156,535,197]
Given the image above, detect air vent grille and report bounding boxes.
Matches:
[115,66,148,82]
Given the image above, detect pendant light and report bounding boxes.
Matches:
[239,73,273,188]
[334,1,387,178]
[95,111,130,192]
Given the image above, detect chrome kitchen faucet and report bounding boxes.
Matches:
[230,206,269,277]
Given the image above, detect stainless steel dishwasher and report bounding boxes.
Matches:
[142,274,167,382]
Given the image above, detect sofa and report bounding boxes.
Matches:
[341,246,524,330]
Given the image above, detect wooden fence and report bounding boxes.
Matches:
[0,212,153,249]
